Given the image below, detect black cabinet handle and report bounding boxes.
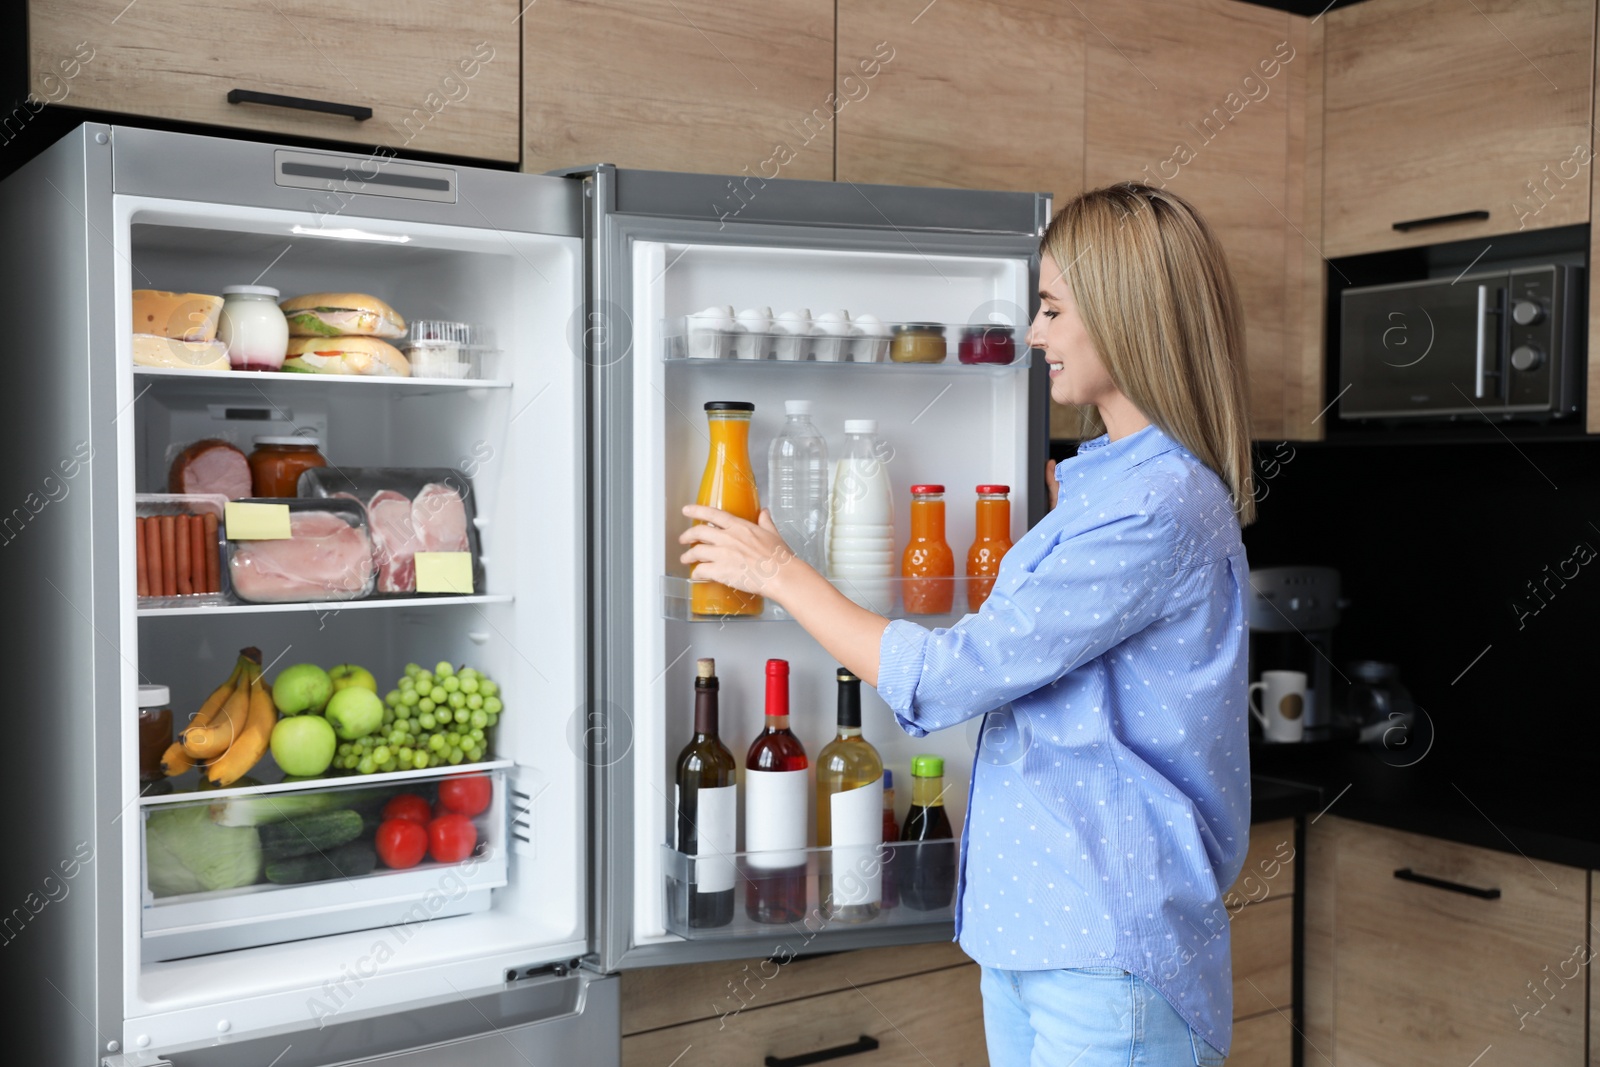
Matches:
[1392,210,1490,233]
[765,1035,880,1067]
[227,89,372,121]
[1393,867,1501,899]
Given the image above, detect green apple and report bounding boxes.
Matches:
[329,663,378,694]
[272,663,333,716]
[325,686,384,741]
[270,715,338,777]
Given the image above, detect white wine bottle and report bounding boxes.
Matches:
[816,667,883,922]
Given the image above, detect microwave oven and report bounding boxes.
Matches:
[1337,264,1581,420]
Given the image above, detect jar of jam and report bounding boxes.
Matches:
[958,325,1018,365]
[890,323,947,364]
[249,436,327,497]
[138,684,173,786]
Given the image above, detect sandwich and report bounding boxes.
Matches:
[283,336,411,377]
[280,292,407,339]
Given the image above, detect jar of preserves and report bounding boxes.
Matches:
[248,436,327,497]
[138,684,173,786]
[218,285,289,371]
[890,323,947,364]
[958,325,1017,365]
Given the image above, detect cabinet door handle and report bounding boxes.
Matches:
[1393,867,1501,899]
[227,89,372,121]
[1391,210,1490,233]
[765,1035,881,1067]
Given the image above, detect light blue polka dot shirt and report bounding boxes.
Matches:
[877,422,1251,1055]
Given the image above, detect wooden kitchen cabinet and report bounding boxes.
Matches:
[28,0,520,162]
[834,0,1085,198]
[522,0,835,180]
[1078,0,1325,441]
[1304,817,1588,1067]
[1323,0,1594,257]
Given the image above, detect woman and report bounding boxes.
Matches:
[680,182,1254,1066]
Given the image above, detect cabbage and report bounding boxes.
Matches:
[145,804,263,897]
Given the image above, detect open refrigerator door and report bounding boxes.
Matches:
[580,167,1050,972]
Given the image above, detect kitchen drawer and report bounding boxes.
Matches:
[1230,896,1292,1018]
[622,962,985,1067]
[1226,818,1296,907]
[29,0,520,162]
[1225,1009,1291,1067]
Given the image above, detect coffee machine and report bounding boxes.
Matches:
[1247,566,1342,736]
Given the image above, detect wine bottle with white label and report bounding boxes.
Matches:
[673,658,738,928]
[744,658,810,924]
[816,667,884,922]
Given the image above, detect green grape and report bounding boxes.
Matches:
[468,726,485,742]
[395,704,412,721]
[467,745,484,762]
[470,710,488,729]
[416,670,434,688]
[480,681,499,699]
[412,750,429,769]
[381,709,395,726]
[485,712,498,728]
[451,707,468,724]
[435,661,454,678]
[373,745,390,763]
[429,733,447,752]
[398,746,414,762]
[384,689,402,707]
[357,756,376,774]
[460,676,480,695]
[405,662,422,678]
[418,712,437,731]
[448,692,467,710]
[429,686,447,703]
[444,731,460,746]
[418,697,435,714]
[388,730,405,746]
[400,688,420,706]
[447,748,464,764]
[337,742,352,756]
[442,675,461,693]
[466,693,484,710]
[398,676,415,692]
[483,696,503,715]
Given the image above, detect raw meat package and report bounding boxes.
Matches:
[168,439,252,499]
[135,494,229,606]
[225,498,376,603]
[296,467,483,596]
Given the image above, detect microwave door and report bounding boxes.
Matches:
[1340,278,1504,417]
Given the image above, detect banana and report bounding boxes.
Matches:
[160,741,195,777]
[182,649,262,759]
[206,670,277,786]
[186,657,246,733]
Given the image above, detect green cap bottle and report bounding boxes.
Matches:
[910,754,944,778]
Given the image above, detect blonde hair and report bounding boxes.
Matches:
[1042,182,1256,525]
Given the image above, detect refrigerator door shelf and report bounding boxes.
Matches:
[661,575,979,623]
[139,763,510,962]
[659,839,958,942]
[664,318,1031,368]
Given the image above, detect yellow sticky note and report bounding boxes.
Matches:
[415,552,474,594]
[225,502,291,540]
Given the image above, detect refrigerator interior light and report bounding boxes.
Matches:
[288,224,411,244]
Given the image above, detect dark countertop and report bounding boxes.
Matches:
[1249,774,1324,824]
[1248,738,1600,871]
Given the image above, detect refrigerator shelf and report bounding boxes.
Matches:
[659,839,957,942]
[661,575,988,623]
[133,366,515,394]
[662,318,1031,368]
[137,592,513,618]
[139,758,515,807]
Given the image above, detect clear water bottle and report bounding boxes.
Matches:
[768,400,829,572]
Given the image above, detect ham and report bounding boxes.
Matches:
[368,489,422,593]
[228,511,374,602]
[168,439,251,500]
[414,483,470,552]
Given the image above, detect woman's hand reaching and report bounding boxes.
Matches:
[678,505,803,598]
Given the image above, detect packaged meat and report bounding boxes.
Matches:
[168,439,252,500]
[226,499,375,603]
[136,494,228,607]
[296,468,482,596]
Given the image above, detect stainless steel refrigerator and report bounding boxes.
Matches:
[0,123,1048,1065]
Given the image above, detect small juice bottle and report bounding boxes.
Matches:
[902,484,954,614]
[691,401,763,616]
[966,484,1013,612]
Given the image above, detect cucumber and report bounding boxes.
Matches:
[265,841,378,885]
[258,810,364,862]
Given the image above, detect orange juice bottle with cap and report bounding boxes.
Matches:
[691,401,763,616]
[902,485,955,614]
[966,484,1013,612]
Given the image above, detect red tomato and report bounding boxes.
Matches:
[437,775,493,817]
[383,794,432,824]
[428,813,477,863]
[375,818,428,869]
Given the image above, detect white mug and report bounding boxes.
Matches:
[1249,670,1307,743]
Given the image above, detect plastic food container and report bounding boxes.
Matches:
[402,320,498,380]
[958,325,1018,365]
[248,436,327,497]
[297,467,483,597]
[225,497,375,603]
[136,494,229,606]
[890,323,947,363]
[218,285,290,372]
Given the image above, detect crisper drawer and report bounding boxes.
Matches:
[140,765,510,962]
[622,963,984,1067]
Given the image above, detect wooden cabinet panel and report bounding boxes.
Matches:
[29,0,520,161]
[1225,818,1296,906]
[1079,0,1319,441]
[1226,1009,1291,1067]
[1230,896,1293,1018]
[1327,819,1587,1067]
[522,0,835,179]
[622,963,986,1067]
[835,0,1083,197]
[620,942,969,1034]
[1323,0,1594,257]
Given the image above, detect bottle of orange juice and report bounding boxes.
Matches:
[902,484,954,614]
[966,484,1013,612]
[692,401,763,616]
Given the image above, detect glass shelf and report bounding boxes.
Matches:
[662,317,1030,369]
[662,574,980,624]
[660,839,957,942]
[138,593,513,618]
[133,366,514,397]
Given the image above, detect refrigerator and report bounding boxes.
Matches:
[0,123,1048,1065]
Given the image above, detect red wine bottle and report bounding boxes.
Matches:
[673,658,737,928]
[744,659,809,924]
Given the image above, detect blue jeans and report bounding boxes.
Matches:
[980,966,1226,1067]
